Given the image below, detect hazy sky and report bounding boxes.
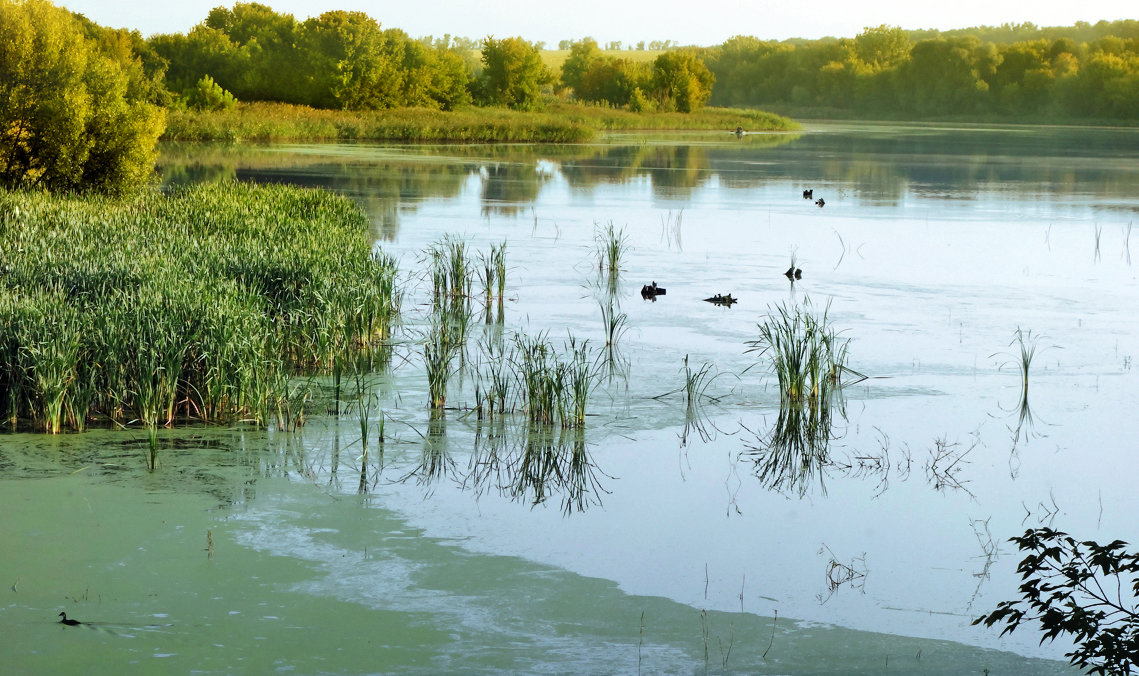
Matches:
[59,0,1135,45]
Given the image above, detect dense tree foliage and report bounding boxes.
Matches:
[558,42,714,112]
[706,20,1139,120]
[475,36,553,110]
[149,2,472,111]
[0,0,165,194]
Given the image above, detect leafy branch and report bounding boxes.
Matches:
[973,528,1139,675]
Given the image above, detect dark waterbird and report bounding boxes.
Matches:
[641,281,666,299]
[784,266,802,280]
[802,189,813,199]
[703,293,737,306]
[815,198,825,207]
[58,612,81,626]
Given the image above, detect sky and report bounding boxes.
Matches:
[58,0,1135,46]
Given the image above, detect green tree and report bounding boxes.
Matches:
[852,25,911,71]
[202,1,299,102]
[298,11,402,110]
[149,26,247,100]
[650,50,714,112]
[560,37,602,94]
[0,0,165,194]
[576,58,650,106]
[476,36,552,110]
[896,37,992,115]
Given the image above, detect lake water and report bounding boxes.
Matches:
[4,121,1139,673]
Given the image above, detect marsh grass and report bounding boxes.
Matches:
[0,182,399,433]
[428,235,475,303]
[598,297,629,355]
[165,103,594,143]
[993,327,1049,443]
[512,332,599,428]
[746,298,864,404]
[424,318,461,410]
[477,241,508,304]
[744,298,864,496]
[653,355,729,446]
[163,102,798,144]
[594,221,629,278]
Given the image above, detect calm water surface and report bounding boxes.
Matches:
[4,121,1139,673]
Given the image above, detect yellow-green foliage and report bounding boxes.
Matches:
[0,182,399,432]
[707,23,1139,121]
[0,0,166,194]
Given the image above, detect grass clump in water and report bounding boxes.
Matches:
[746,298,862,405]
[594,221,629,277]
[512,333,598,428]
[744,298,865,496]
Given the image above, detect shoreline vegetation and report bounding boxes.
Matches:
[162,102,800,143]
[0,182,398,434]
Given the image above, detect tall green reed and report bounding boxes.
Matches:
[594,221,629,278]
[746,298,863,405]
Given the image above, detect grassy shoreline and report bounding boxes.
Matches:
[163,102,799,143]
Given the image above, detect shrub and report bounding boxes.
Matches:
[0,0,165,194]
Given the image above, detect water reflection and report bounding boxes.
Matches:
[157,126,1139,225]
[479,163,550,216]
[462,420,606,514]
[743,393,846,498]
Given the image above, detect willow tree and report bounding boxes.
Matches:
[0,0,165,194]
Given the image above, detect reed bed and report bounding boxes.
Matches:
[0,182,399,433]
[478,241,508,304]
[164,103,593,143]
[545,103,799,132]
[162,102,796,144]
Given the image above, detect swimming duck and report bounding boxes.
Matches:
[815,198,825,207]
[802,189,813,199]
[641,281,666,299]
[703,293,737,306]
[58,612,81,626]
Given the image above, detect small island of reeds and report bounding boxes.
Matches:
[163,102,799,144]
[0,182,398,434]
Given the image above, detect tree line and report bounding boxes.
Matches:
[145,3,714,114]
[705,22,1139,119]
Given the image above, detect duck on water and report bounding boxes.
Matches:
[58,612,81,626]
